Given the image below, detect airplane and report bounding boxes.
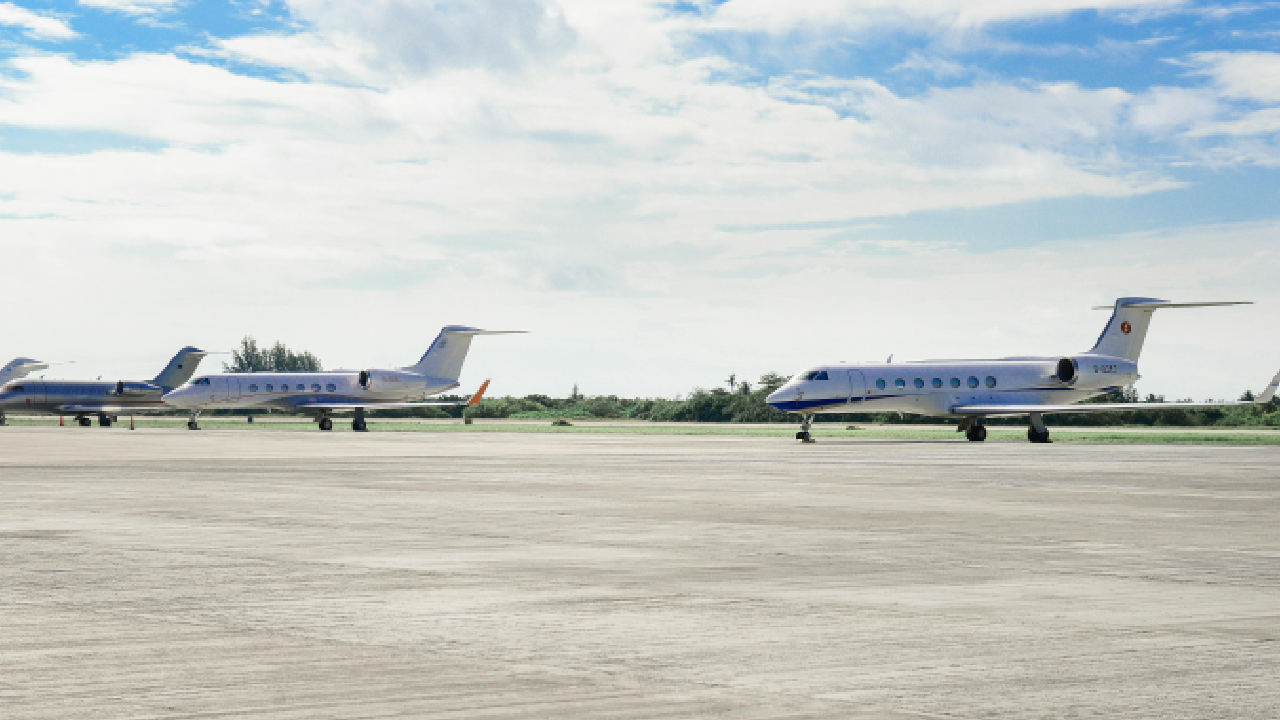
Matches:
[161,326,521,431]
[765,297,1280,443]
[0,347,211,427]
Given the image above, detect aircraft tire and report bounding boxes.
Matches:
[319,418,333,431]
[77,417,92,427]
[1027,428,1051,443]
[352,418,368,432]
[187,421,198,431]
[966,425,987,442]
[99,416,111,428]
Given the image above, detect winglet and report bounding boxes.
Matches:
[467,379,491,406]
[1258,368,1280,404]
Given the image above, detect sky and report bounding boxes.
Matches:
[1,0,1279,401]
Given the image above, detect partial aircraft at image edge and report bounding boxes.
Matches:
[0,348,211,426]
[162,325,523,431]
[766,297,1280,443]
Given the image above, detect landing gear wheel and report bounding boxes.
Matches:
[98,415,112,427]
[1027,427,1051,443]
[77,416,92,427]
[795,431,812,442]
[187,421,198,430]
[319,417,333,431]
[352,418,368,432]
[965,425,987,442]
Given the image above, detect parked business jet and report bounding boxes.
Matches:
[766,297,1280,443]
[0,347,210,427]
[162,326,520,431]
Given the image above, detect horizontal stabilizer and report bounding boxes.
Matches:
[1092,301,1252,310]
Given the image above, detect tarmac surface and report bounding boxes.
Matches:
[2,427,1279,719]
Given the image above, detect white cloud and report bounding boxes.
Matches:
[219,0,576,83]
[0,1,1276,398]
[0,3,76,40]
[78,0,183,16]
[703,0,1187,33]
[1189,51,1280,102]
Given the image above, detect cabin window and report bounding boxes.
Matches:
[326,383,336,392]
[931,378,942,388]
[913,378,924,389]
[298,384,308,392]
[894,378,906,389]
[986,376,997,388]
[265,384,274,392]
[310,383,320,392]
[968,376,979,388]
[876,378,886,390]
[950,378,960,388]
[248,384,259,392]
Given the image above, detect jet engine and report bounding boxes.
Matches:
[358,369,425,394]
[1054,356,1138,389]
[1055,358,1077,385]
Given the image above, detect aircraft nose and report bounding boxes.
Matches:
[766,387,796,411]
[162,388,192,408]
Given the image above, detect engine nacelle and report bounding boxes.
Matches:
[1055,356,1138,389]
[358,369,425,395]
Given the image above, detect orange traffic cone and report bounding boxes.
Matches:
[130,414,135,431]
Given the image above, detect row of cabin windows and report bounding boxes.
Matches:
[874,376,997,391]
[245,383,337,393]
[192,378,338,393]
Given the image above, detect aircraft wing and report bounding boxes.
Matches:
[53,404,168,414]
[952,368,1280,417]
[293,379,491,411]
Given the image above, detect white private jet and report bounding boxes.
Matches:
[766,297,1280,443]
[163,326,522,431]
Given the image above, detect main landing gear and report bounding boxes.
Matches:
[187,410,201,430]
[1027,412,1051,443]
[77,416,92,427]
[98,414,112,428]
[795,413,815,443]
[352,407,368,432]
[317,412,333,432]
[958,417,987,442]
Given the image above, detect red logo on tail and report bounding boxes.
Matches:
[1120,321,1132,335]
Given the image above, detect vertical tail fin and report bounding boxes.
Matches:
[405,327,524,384]
[0,358,50,385]
[152,347,209,390]
[1088,298,1251,361]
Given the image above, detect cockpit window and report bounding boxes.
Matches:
[8,385,23,393]
[801,371,829,381]
[192,377,210,386]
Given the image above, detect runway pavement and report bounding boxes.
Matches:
[2,427,1278,719]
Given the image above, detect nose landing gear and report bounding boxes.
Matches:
[187,409,201,430]
[317,412,333,432]
[352,407,368,432]
[795,413,815,442]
